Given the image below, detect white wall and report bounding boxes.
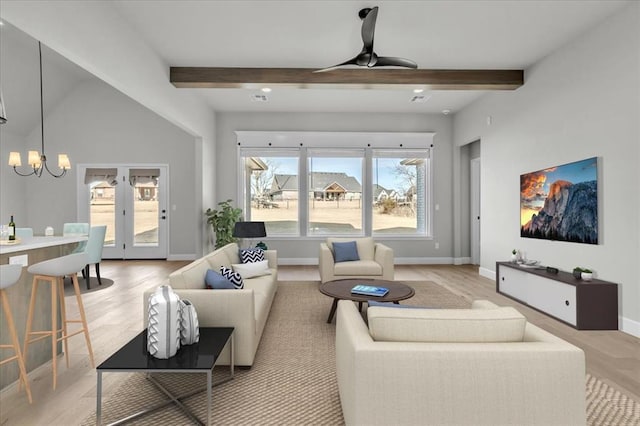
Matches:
[8,79,200,257]
[216,112,455,262]
[454,2,640,332]
[1,0,218,258]
[0,129,28,224]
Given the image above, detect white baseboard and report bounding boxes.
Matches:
[167,254,197,261]
[278,258,318,265]
[479,267,496,281]
[453,257,472,265]
[620,316,640,338]
[395,257,455,264]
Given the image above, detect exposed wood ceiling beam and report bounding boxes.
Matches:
[170,67,524,90]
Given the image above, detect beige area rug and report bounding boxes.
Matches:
[83,281,639,426]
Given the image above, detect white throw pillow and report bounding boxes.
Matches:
[232,260,270,279]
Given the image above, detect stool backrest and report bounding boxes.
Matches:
[15,228,33,238]
[0,264,23,289]
[64,223,89,253]
[86,226,107,264]
[63,223,89,236]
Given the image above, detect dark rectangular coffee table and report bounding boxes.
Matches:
[96,327,234,426]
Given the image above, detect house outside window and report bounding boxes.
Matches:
[237,131,434,238]
[308,149,364,236]
[372,150,430,235]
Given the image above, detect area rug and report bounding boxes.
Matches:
[82,281,640,426]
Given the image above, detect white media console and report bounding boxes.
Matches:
[496,262,618,330]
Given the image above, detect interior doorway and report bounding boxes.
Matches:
[470,157,481,265]
[77,164,168,259]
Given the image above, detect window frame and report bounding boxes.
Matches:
[236,131,435,239]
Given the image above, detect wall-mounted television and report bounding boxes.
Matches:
[520,157,598,244]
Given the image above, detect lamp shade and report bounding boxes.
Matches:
[8,152,22,167]
[233,221,266,238]
[28,151,41,167]
[58,154,71,170]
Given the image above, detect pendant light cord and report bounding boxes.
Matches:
[39,41,45,157]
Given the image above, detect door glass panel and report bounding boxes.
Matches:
[132,180,159,246]
[89,180,116,246]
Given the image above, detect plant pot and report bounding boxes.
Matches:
[511,254,518,263]
[581,272,593,281]
[572,269,583,280]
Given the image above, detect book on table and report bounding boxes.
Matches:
[351,285,389,297]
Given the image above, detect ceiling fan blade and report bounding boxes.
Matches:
[373,56,418,69]
[361,6,378,53]
[314,56,359,73]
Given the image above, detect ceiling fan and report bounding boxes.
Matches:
[315,6,418,73]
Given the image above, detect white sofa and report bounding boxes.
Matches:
[335,299,586,426]
[143,243,277,367]
[319,237,394,283]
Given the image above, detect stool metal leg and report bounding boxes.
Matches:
[0,290,33,403]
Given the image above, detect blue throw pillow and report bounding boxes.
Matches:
[205,269,235,289]
[333,241,360,263]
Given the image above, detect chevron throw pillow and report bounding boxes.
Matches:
[240,248,265,264]
[220,266,244,289]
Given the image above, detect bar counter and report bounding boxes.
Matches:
[0,235,87,390]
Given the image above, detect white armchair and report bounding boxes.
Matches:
[319,237,394,283]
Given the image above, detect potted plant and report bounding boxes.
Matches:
[572,267,584,280]
[511,249,518,263]
[581,269,593,281]
[205,200,243,249]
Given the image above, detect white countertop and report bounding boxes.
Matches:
[0,235,88,255]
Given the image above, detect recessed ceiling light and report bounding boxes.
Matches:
[0,21,4,26]
[442,109,452,115]
[261,87,272,93]
[410,95,431,103]
[413,88,424,94]
[251,94,268,102]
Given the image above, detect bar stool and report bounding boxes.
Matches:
[0,264,33,403]
[23,253,95,390]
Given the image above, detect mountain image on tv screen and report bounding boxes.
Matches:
[520,157,598,244]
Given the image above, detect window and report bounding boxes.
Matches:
[308,149,364,235]
[372,150,430,235]
[238,132,433,238]
[239,150,299,235]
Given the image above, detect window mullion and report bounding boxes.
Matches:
[299,148,308,237]
[364,149,373,235]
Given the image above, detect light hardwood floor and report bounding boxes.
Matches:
[1,261,638,425]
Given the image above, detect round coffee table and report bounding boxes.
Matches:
[319,279,415,323]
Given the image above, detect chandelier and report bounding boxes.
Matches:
[8,42,70,178]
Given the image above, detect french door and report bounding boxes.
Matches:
[77,164,168,259]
